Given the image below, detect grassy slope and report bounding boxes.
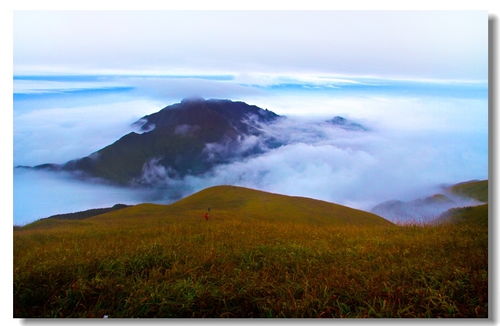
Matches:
[23,185,393,230]
[40,204,130,221]
[435,204,488,227]
[168,185,393,227]
[448,180,488,202]
[434,179,488,227]
[14,186,487,318]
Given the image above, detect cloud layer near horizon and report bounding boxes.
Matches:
[14,102,487,225]
[13,75,488,225]
[14,11,487,80]
[133,115,487,210]
[15,97,165,165]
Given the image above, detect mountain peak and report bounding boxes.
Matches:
[37,99,282,185]
[136,98,279,134]
[327,116,367,131]
[180,96,205,104]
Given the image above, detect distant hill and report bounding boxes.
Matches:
[371,180,487,223]
[21,185,392,229]
[44,204,129,220]
[447,180,488,203]
[34,99,281,185]
[372,194,461,224]
[326,116,367,131]
[434,204,488,227]
[434,180,488,226]
[21,204,130,229]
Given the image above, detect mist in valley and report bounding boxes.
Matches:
[13,75,487,225]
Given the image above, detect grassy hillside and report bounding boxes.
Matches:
[40,204,130,221]
[168,185,393,227]
[448,180,488,202]
[14,186,487,318]
[435,204,488,227]
[22,186,392,230]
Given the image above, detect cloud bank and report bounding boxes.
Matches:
[14,168,163,226]
[13,76,488,225]
[14,97,165,166]
[130,115,487,213]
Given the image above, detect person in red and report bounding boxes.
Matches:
[204,212,209,221]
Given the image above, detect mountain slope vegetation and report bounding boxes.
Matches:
[434,204,488,227]
[35,99,281,185]
[22,185,392,229]
[41,204,130,221]
[371,180,488,223]
[447,180,488,203]
[14,185,487,318]
[31,99,368,186]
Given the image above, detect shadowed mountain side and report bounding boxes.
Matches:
[45,204,130,220]
[34,99,281,185]
[20,185,392,230]
[20,204,131,229]
[29,98,370,187]
[326,116,367,131]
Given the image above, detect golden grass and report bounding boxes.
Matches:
[14,186,487,318]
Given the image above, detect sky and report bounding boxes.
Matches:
[11,11,489,225]
[14,11,487,80]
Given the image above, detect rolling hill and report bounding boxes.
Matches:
[430,180,488,226]
[14,185,487,318]
[434,204,488,227]
[447,180,488,203]
[371,194,457,224]
[22,185,392,229]
[41,204,130,221]
[371,179,488,223]
[168,185,392,226]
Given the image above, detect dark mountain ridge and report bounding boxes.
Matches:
[29,98,368,186]
[44,204,130,221]
[327,116,367,131]
[34,99,281,185]
[135,98,278,135]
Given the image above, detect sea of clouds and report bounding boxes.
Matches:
[13,75,488,225]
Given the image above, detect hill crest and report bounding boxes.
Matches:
[21,185,393,229]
